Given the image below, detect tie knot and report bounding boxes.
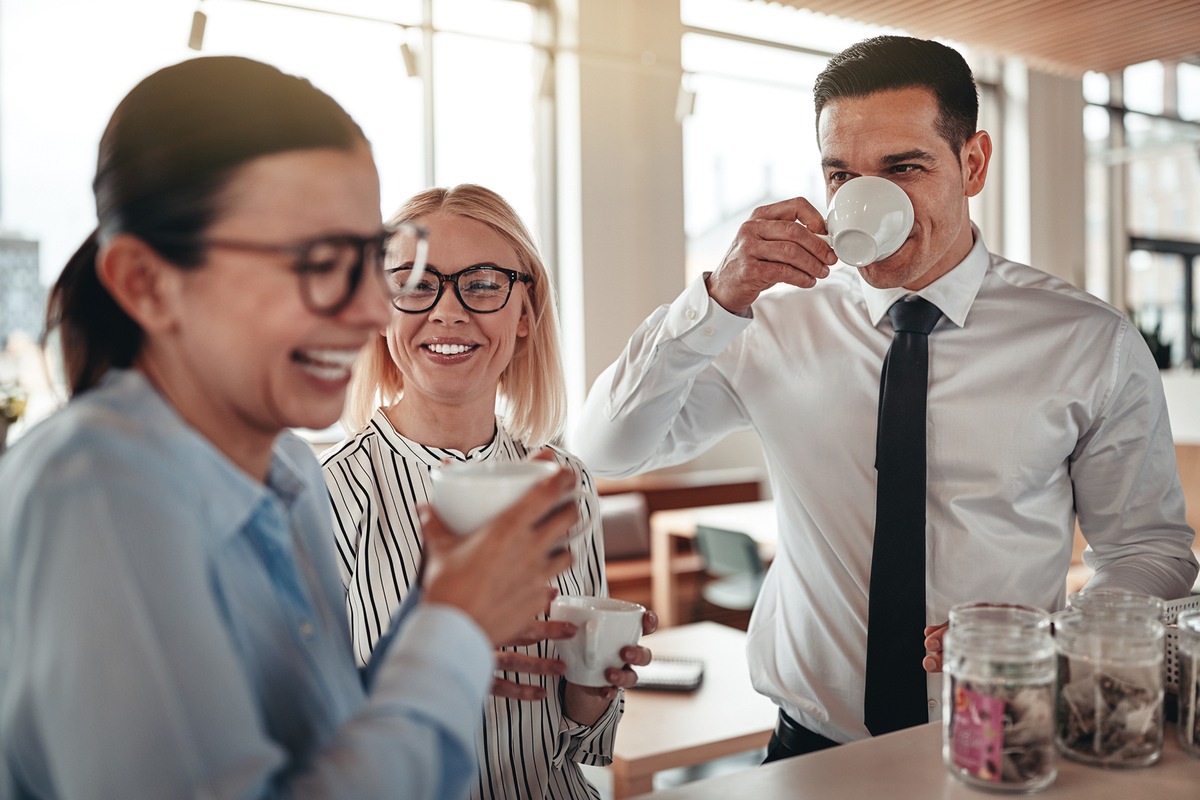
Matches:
[887,296,942,335]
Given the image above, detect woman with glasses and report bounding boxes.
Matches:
[0,58,577,800]
[321,184,655,800]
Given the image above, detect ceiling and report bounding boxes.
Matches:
[757,0,1200,76]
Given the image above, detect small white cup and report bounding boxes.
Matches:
[549,595,646,687]
[816,176,914,267]
[429,460,559,535]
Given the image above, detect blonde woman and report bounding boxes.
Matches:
[321,184,654,799]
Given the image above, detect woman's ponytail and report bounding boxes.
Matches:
[46,57,366,398]
[45,230,143,397]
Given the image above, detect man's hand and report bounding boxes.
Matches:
[923,621,949,673]
[706,196,837,315]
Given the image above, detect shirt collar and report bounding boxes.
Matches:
[104,369,307,544]
[858,223,990,330]
[370,407,504,466]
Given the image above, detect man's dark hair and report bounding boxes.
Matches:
[813,36,979,155]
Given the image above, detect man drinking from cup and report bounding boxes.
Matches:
[573,35,1197,759]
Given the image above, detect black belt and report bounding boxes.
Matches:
[773,710,840,757]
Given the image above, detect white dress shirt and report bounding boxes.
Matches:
[321,411,619,800]
[573,229,1197,744]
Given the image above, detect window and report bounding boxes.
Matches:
[1084,62,1200,368]
[0,0,549,436]
[679,33,827,283]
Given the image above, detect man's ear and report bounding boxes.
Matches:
[962,130,992,198]
[95,234,185,334]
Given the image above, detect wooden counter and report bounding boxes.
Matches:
[631,720,1197,799]
[608,621,777,798]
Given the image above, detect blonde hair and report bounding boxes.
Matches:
[344,184,567,446]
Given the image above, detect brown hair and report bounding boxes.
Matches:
[46,56,366,395]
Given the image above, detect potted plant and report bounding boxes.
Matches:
[1129,309,1172,370]
[0,380,27,456]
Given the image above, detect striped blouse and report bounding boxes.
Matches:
[320,409,619,800]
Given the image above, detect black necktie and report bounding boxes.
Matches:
[864,296,942,736]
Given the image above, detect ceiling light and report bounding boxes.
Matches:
[188,9,207,51]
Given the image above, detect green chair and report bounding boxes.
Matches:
[694,525,765,611]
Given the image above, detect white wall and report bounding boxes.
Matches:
[1163,371,1200,444]
[556,0,687,397]
[1028,71,1087,286]
[1003,63,1087,285]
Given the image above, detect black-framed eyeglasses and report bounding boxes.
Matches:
[388,265,532,314]
[201,221,429,317]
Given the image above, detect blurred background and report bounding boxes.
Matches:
[1,0,1198,469]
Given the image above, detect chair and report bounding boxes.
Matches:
[598,492,651,560]
[694,525,765,611]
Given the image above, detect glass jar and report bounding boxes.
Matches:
[1066,589,1165,620]
[950,601,1051,632]
[1053,609,1165,767]
[1177,609,1200,759]
[943,623,1057,792]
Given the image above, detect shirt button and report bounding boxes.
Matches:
[703,326,716,336]
[299,621,315,640]
[685,308,697,321]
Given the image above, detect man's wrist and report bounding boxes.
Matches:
[704,272,753,316]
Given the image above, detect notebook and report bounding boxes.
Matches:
[631,656,705,692]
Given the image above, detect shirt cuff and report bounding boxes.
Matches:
[661,274,753,355]
[372,602,494,743]
[553,688,624,768]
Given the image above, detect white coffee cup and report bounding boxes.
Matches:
[429,460,559,535]
[816,176,914,267]
[549,595,646,687]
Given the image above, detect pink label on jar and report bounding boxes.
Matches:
[951,682,1005,782]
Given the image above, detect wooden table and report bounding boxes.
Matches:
[649,501,777,627]
[630,720,1197,799]
[608,621,778,799]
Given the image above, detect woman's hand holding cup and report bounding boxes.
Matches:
[490,582,660,713]
[491,613,578,702]
[551,597,659,725]
[420,468,577,647]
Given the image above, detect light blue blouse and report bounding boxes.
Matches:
[0,370,492,799]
